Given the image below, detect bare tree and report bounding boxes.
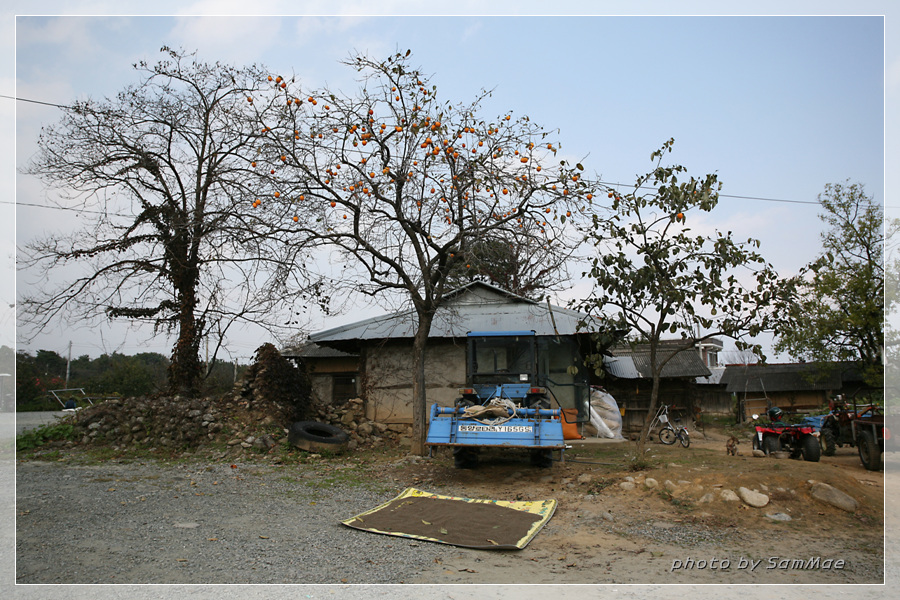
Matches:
[249,51,598,454]
[445,218,578,300]
[19,48,319,396]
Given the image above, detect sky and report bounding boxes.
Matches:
[4,1,895,365]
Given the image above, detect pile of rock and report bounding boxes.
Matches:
[68,395,230,450]
[312,397,412,451]
[53,388,411,457]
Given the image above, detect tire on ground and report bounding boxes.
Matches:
[453,446,479,469]
[821,427,836,456]
[762,434,781,455]
[530,448,553,468]
[857,430,882,471]
[288,421,350,453]
[801,434,821,462]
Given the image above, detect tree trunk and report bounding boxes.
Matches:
[635,372,662,458]
[410,310,435,456]
[167,260,202,396]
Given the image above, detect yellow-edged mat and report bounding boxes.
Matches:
[341,487,556,550]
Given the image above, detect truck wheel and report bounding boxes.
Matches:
[288,421,349,453]
[762,435,780,455]
[453,447,479,469]
[801,435,821,462]
[530,449,553,468]
[821,428,836,456]
[857,430,883,471]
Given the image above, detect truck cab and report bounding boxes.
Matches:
[462,330,591,417]
[426,330,591,468]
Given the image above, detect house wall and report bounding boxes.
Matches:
[695,386,734,417]
[740,390,829,420]
[361,339,467,423]
[303,356,359,406]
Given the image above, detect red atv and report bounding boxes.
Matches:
[751,407,821,462]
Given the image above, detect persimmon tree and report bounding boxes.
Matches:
[574,139,781,456]
[444,219,578,300]
[19,48,320,396]
[248,51,599,454]
[773,181,884,389]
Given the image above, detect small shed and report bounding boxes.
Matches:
[720,362,874,420]
[289,343,360,405]
[600,340,713,435]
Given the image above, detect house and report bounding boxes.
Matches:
[599,340,715,434]
[290,343,360,406]
[288,282,606,424]
[719,362,876,421]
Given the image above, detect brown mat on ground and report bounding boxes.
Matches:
[341,487,557,550]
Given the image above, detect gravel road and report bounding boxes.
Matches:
[15,457,448,584]
[5,412,898,600]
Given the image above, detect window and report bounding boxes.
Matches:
[332,375,357,403]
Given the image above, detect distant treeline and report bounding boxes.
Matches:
[13,347,248,411]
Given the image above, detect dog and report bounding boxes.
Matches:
[726,436,739,456]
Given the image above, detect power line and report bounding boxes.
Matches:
[0,93,73,110]
[599,180,823,206]
[2,200,131,217]
[3,93,874,210]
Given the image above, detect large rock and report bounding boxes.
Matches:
[810,482,859,512]
[719,489,740,502]
[738,486,770,508]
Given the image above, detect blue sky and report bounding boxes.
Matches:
[5,2,895,364]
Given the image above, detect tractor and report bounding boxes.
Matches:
[425,330,591,468]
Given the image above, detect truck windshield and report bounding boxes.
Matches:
[471,336,534,384]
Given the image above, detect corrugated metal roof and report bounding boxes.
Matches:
[602,356,642,379]
[282,343,358,359]
[720,363,848,393]
[309,282,602,344]
[697,366,726,385]
[605,343,712,379]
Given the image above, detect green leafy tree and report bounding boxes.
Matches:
[15,351,41,407]
[885,219,899,410]
[575,140,780,455]
[249,51,595,454]
[774,181,883,388]
[19,48,317,397]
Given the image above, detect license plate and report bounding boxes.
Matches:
[458,425,533,433]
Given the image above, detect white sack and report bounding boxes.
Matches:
[590,388,624,439]
[589,405,616,438]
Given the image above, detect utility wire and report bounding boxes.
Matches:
[0,93,73,110]
[601,180,821,207]
[3,93,879,210]
[2,200,131,218]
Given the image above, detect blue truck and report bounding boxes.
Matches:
[425,330,591,468]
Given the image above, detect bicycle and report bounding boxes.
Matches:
[650,404,690,448]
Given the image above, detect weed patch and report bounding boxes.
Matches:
[16,422,77,453]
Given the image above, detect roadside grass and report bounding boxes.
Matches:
[16,422,78,453]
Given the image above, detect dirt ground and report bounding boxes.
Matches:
[384,427,888,584]
[11,411,891,586]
